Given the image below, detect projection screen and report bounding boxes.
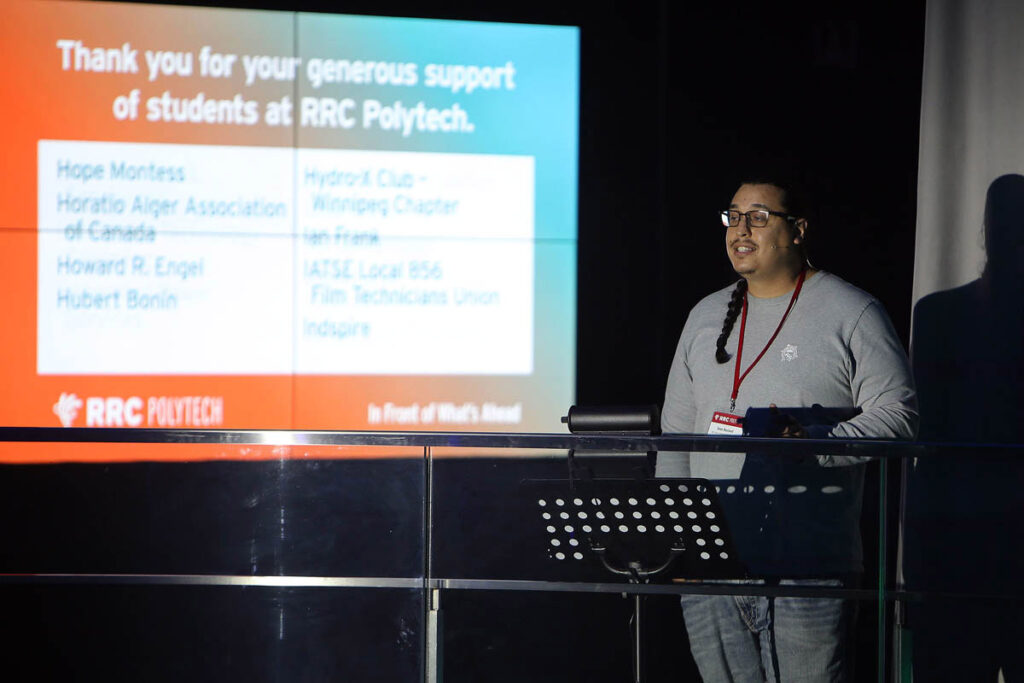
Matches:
[0,0,579,461]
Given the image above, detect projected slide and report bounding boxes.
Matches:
[0,0,578,455]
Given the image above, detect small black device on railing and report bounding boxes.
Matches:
[561,404,661,435]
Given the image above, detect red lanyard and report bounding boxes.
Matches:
[730,269,807,411]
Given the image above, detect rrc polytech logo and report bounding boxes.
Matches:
[52,393,225,428]
[53,392,83,427]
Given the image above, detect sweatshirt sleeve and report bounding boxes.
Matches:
[657,322,697,477]
[812,300,919,464]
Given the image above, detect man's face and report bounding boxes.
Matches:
[725,183,804,281]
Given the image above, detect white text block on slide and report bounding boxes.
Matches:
[37,140,295,375]
[37,140,535,375]
[294,148,534,374]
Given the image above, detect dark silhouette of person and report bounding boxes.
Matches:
[906,173,1024,681]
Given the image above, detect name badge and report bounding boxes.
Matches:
[707,411,743,436]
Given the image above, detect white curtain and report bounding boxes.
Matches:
[913,0,1024,303]
[906,6,1024,681]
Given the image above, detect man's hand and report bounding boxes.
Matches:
[769,403,808,438]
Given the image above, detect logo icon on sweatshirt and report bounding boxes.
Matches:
[781,344,798,362]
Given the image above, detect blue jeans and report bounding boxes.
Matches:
[681,580,850,683]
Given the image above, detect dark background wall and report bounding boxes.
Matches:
[577,0,925,407]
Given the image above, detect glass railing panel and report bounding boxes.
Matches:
[0,431,426,683]
[7,429,992,682]
[0,583,425,682]
[0,439,424,578]
[429,434,895,683]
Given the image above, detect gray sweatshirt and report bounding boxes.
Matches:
[657,271,917,575]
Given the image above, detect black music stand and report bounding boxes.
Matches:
[522,477,743,683]
[522,405,745,683]
[524,478,742,579]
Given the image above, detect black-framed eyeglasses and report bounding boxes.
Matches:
[720,209,796,228]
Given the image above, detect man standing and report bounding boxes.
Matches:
[658,178,917,682]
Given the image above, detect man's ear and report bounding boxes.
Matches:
[793,218,808,244]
